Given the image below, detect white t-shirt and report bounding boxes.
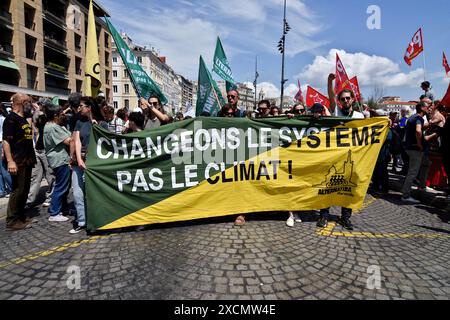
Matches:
[334,107,365,119]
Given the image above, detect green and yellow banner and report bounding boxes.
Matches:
[85,117,389,231]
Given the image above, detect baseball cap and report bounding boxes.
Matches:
[310,103,324,113]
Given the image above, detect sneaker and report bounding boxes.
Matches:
[286,216,295,227]
[42,202,51,208]
[401,196,420,204]
[69,225,86,234]
[418,186,434,192]
[6,221,32,231]
[340,218,354,231]
[135,225,146,231]
[316,217,328,228]
[295,217,302,223]
[48,214,69,222]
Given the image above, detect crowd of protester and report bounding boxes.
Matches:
[1,77,449,233]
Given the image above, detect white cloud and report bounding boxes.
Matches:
[244,81,280,99]
[298,49,426,91]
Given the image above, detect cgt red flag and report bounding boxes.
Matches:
[349,76,362,102]
[335,53,353,95]
[443,52,450,76]
[294,80,304,103]
[441,83,450,107]
[306,86,330,109]
[404,28,424,66]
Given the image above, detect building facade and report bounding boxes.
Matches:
[0,0,112,102]
[112,33,192,114]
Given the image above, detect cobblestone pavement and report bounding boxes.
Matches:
[0,190,449,300]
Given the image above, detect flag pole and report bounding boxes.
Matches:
[422,28,427,81]
[422,51,427,81]
[254,55,258,111]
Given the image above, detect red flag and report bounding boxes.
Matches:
[306,86,330,109]
[349,76,362,102]
[335,53,352,95]
[443,52,450,76]
[294,80,304,103]
[441,83,450,107]
[404,28,424,66]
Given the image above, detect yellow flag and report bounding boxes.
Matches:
[84,0,101,97]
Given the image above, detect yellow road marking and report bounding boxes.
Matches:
[0,236,106,269]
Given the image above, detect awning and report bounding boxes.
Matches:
[0,59,19,71]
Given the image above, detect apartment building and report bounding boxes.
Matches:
[0,0,112,103]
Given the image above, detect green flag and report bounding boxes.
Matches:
[196,56,226,116]
[105,18,168,105]
[212,36,236,92]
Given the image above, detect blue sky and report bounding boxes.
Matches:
[99,0,450,101]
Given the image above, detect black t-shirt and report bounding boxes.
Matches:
[404,114,424,150]
[2,112,37,167]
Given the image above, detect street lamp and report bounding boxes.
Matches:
[278,0,290,109]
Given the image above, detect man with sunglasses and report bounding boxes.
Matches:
[256,100,271,118]
[223,90,248,118]
[139,96,170,130]
[314,74,364,231]
[327,74,364,119]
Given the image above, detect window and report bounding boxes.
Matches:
[113,101,118,109]
[113,85,118,93]
[124,69,128,78]
[124,84,129,94]
[138,57,142,64]
[113,70,117,78]
[113,57,117,63]
[124,99,129,109]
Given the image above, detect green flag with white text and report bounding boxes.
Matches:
[105,18,168,105]
[212,36,236,92]
[196,56,225,116]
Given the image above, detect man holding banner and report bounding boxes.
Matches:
[316,73,366,230]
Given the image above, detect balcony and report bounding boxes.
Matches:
[0,10,13,28]
[45,62,68,79]
[42,8,67,30]
[0,43,14,58]
[45,85,70,96]
[44,35,67,53]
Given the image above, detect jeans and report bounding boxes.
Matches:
[27,150,54,206]
[401,150,424,198]
[72,166,86,227]
[6,167,32,225]
[48,165,71,216]
[0,143,12,196]
[319,207,352,220]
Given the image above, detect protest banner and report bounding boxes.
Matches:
[85,117,389,231]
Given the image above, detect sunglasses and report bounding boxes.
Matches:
[340,97,352,102]
[294,109,305,114]
[227,95,237,99]
[149,102,159,107]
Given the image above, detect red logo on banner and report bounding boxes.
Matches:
[349,76,362,102]
[306,86,330,109]
[404,28,424,66]
[335,53,353,95]
[443,52,450,76]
